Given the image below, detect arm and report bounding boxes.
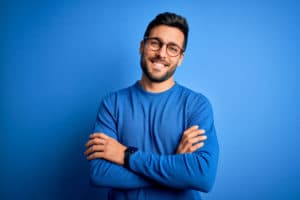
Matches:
[87,96,154,189]
[87,126,208,188]
[87,96,219,192]
[89,156,153,189]
[127,98,219,192]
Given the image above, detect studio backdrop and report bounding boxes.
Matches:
[1,1,300,200]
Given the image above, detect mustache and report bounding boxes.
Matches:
[149,56,170,66]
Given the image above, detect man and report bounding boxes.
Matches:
[84,12,219,200]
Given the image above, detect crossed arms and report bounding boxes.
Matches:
[84,97,219,192]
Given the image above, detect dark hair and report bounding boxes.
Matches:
[143,12,189,51]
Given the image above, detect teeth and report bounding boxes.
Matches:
[153,62,164,69]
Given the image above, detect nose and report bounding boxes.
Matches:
[157,44,168,58]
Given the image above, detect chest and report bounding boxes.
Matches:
[116,97,189,154]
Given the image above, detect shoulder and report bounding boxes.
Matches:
[176,83,211,105]
[101,83,136,104]
[175,84,214,118]
[176,84,215,124]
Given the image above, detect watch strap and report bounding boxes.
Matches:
[124,146,138,169]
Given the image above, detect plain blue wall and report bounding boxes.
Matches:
[2,1,300,199]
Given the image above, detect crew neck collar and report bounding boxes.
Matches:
[135,81,178,96]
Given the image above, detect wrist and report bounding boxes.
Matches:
[118,146,127,165]
[124,146,138,169]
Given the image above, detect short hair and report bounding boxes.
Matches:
[143,12,189,51]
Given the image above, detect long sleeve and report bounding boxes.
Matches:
[127,97,219,192]
[89,159,153,189]
[89,95,154,189]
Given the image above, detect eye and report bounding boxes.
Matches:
[168,45,179,54]
[149,39,160,48]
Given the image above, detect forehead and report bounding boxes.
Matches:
[148,25,184,47]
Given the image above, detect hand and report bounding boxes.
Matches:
[84,133,127,165]
[176,125,207,154]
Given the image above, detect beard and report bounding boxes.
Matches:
[140,54,177,83]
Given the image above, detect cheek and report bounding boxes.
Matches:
[142,52,154,63]
[170,58,180,66]
[175,56,184,66]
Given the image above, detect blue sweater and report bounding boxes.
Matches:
[90,81,219,200]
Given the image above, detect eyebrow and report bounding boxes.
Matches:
[148,37,182,48]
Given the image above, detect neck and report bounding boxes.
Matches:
[139,75,175,93]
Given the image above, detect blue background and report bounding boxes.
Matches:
[1,1,300,199]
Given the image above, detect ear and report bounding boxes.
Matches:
[139,40,144,55]
[177,53,185,66]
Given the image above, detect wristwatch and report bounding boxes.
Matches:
[124,146,138,169]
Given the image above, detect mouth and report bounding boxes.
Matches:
[150,58,169,70]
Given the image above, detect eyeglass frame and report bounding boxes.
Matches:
[143,37,185,57]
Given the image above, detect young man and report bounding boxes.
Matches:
[84,12,219,200]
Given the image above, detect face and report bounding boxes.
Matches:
[140,25,185,83]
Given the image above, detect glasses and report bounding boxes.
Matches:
[143,37,184,57]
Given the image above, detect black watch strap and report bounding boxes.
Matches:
[124,146,138,169]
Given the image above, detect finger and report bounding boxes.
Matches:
[84,144,105,156]
[85,138,106,147]
[176,143,183,154]
[184,135,207,146]
[180,135,206,153]
[183,125,199,136]
[89,132,103,138]
[184,129,206,140]
[87,152,104,160]
[180,139,194,153]
[193,134,207,143]
[89,133,110,139]
[188,142,205,153]
[181,130,206,144]
[198,129,206,135]
[178,145,188,154]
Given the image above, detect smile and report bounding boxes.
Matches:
[150,58,170,70]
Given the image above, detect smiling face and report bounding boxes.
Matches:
[140,25,185,83]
